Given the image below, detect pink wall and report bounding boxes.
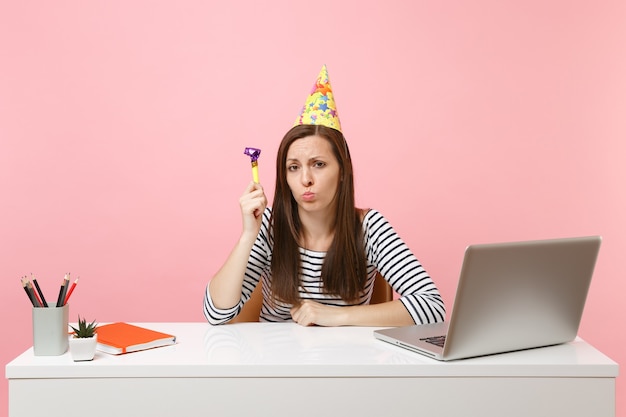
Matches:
[1,1,624,414]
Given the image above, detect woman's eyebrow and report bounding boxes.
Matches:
[287,155,324,163]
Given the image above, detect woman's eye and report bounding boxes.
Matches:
[287,165,299,171]
[314,161,326,168]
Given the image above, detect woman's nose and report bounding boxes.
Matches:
[302,169,313,186]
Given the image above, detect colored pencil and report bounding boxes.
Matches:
[56,274,70,307]
[64,277,79,305]
[31,276,48,307]
[27,280,43,307]
[21,277,37,307]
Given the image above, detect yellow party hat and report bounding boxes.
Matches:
[293,65,342,132]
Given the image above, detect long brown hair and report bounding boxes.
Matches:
[270,124,367,304]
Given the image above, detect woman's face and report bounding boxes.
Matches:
[285,135,341,215]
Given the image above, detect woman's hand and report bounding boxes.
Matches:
[290,300,346,327]
[239,181,267,239]
[290,299,416,327]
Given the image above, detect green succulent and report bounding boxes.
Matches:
[70,316,98,338]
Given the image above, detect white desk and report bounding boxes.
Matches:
[6,323,618,417]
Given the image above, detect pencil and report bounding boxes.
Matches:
[31,275,48,307]
[56,274,70,307]
[64,277,79,305]
[21,277,37,307]
[27,280,43,308]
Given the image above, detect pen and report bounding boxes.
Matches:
[56,274,70,307]
[64,277,79,305]
[31,275,48,307]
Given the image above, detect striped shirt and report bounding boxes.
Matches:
[204,208,446,325]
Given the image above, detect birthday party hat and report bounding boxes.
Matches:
[294,65,342,132]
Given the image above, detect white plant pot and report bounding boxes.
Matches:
[69,334,98,361]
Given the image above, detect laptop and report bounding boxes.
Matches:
[374,236,602,361]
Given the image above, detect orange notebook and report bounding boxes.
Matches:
[96,322,176,355]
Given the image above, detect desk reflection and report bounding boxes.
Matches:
[202,322,420,365]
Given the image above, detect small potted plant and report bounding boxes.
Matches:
[69,316,98,361]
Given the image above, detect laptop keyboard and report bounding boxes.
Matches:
[420,335,446,348]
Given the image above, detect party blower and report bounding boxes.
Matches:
[243,147,261,183]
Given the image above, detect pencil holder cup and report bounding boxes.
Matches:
[32,304,69,356]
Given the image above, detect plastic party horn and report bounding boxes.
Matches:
[243,147,261,183]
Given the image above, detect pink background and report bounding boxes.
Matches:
[1,1,624,414]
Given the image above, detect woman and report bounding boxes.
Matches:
[204,66,445,326]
